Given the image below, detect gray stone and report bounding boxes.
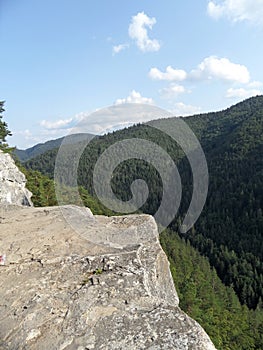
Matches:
[0,150,33,206]
[0,205,216,349]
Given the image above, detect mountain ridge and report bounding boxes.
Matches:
[16,96,263,162]
[15,132,95,162]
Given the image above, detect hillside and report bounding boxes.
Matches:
[15,133,95,162]
[23,96,263,311]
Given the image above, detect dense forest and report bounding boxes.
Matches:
[20,96,263,348]
[161,230,263,350]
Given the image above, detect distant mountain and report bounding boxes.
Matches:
[15,133,95,162]
[23,96,263,311]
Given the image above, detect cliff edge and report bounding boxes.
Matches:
[0,204,216,349]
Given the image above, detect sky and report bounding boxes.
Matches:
[1,0,263,149]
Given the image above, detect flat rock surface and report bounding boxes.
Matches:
[0,205,216,349]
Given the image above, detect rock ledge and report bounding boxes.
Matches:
[0,205,216,349]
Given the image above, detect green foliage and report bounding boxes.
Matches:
[161,229,263,350]
[19,164,114,215]
[19,166,58,207]
[24,147,58,177]
[0,101,13,153]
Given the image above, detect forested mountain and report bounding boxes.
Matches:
[23,96,263,311]
[21,95,263,348]
[15,133,95,162]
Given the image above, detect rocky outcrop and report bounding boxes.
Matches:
[0,205,216,349]
[0,150,33,206]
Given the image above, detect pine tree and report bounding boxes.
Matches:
[0,101,12,152]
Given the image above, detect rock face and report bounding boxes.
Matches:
[0,205,216,350]
[0,150,33,206]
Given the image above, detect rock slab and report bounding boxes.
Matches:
[0,205,216,349]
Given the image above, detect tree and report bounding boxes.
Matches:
[0,101,12,152]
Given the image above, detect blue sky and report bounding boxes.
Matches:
[1,0,263,148]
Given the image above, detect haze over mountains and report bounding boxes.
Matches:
[15,133,95,162]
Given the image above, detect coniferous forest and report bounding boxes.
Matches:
[19,95,263,349]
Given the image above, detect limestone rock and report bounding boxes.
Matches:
[0,205,216,349]
[0,150,33,206]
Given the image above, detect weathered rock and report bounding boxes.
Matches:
[0,150,33,206]
[0,205,216,349]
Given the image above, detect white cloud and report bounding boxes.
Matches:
[71,104,172,136]
[207,1,225,19]
[13,129,38,142]
[150,57,257,105]
[226,87,262,98]
[160,84,187,99]
[40,118,73,130]
[149,66,187,81]
[190,56,250,83]
[207,0,263,25]
[15,129,32,139]
[19,104,171,148]
[112,43,129,55]
[12,129,45,148]
[149,56,250,84]
[248,80,263,88]
[38,97,165,140]
[128,12,160,52]
[169,102,202,116]
[115,90,154,105]
[38,96,156,139]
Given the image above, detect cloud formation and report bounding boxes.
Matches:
[13,129,40,145]
[149,66,187,81]
[128,12,160,52]
[191,56,250,83]
[207,0,263,25]
[115,90,154,105]
[170,102,202,116]
[226,87,262,98]
[149,56,261,105]
[112,43,129,55]
[40,118,74,130]
[72,104,171,135]
[160,84,187,99]
[149,56,250,84]
[39,92,161,138]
